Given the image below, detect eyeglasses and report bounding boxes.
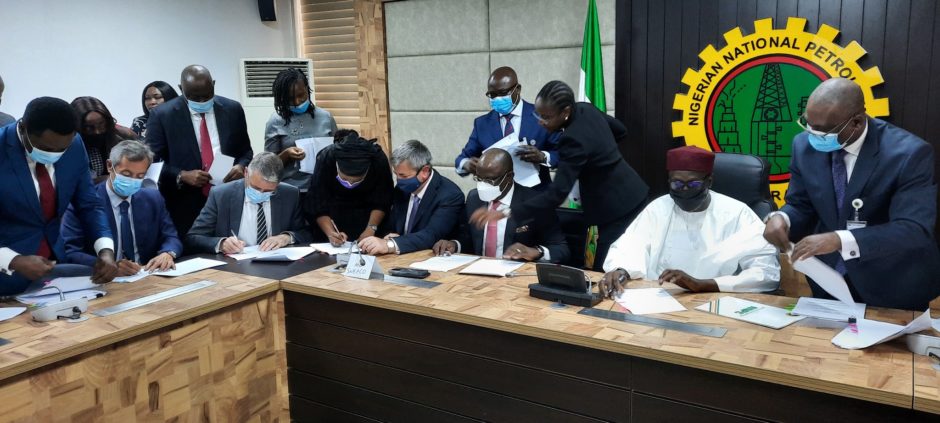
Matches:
[795,112,861,136]
[473,172,510,186]
[669,179,706,191]
[485,85,519,99]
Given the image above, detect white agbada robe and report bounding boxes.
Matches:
[603,191,780,292]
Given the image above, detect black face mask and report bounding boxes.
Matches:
[669,186,709,212]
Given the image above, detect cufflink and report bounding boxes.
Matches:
[850,250,857,257]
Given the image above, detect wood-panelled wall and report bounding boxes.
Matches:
[616,0,940,198]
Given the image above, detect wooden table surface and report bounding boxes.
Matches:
[0,269,279,381]
[914,308,940,414]
[281,251,922,409]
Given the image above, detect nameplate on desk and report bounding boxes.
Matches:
[579,308,727,338]
[343,254,382,280]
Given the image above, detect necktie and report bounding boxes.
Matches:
[199,113,214,196]
[503,115,514,137]
[831,149,848,275]
[34,164,56,259]
[483,200,501,257]
[405,195,421,234]
[256,204,268,244]
[119,201,135,262]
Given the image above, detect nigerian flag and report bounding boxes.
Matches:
[576,0,606,268]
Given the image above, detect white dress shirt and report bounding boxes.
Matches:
[452,186,551,261]
[404,170,434,234]
[457,101,552,175]
[237,198,273,247]
[190,107,221,156]
[106,182,139,262]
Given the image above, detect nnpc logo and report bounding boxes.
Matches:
[673,17,888,206]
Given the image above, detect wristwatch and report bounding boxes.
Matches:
[386,239,397,254]
[534,245,545,261]
[161,251,177,259]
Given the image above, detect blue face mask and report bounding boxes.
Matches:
[20,124,65,165]
[489,95,515,115]
[807,132,848,153]
[396,168,426,194]
[187,97,215,114]
[245,184,274,204]
[290,100,310,114]
[111,167,143,198]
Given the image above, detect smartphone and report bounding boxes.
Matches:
[388,267,431,279]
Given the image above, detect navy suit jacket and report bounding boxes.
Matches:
[61,183,182,266]
[457,183,570,264]
[386,171,465,254]
[455,100,559,188]
[783,118,940,310]
[0,124,112,295]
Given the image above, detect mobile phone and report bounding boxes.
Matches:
[388,267,431,279]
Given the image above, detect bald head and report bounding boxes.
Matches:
[487,66,521,103]
[804,78,867,146]
[479,148,513,175]
[180,65,215,102]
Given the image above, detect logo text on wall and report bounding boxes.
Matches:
[672,17,888,206]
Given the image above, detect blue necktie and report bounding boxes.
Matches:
[119,201,136,262]
[405,195,421,234]
[831,150,848,275]
[503,115,514,137]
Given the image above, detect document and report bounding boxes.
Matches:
[113,270,150,283]
[207,150,237,185]
[695,296,805,329]
[151,257,226,277]
[615,288,687,315]
[410,255,480,272]
[458,259,525,277]
[16,289,106,306]
[295,137,334,174]
[791,256,856,308]
[251,247,316,262]
[832,309,933,350]
[228,245,265,261]
[311,242,359,255]
[20,276,97,297]
[0,307,26,321]
[483,134,541,187]
[791,297,866,321]
[142,161,164,189]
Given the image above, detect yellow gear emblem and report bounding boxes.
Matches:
[672,17,888,207]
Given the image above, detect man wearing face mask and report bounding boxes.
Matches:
[433,149,569,263]
[454,66,559,190]
[62,140,182,274]
[0,75,15,127]
[599,146,779,296]
[359,140,464,255]
[0,97,118,295]
[763,78,940,310]
[186,152,311,254]
[146,64,253,238]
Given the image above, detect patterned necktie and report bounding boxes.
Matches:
[405,195,421,234]
[34,164,56,258]
[256,204,268,244]
[483,200,501,257]
[831,149,848,275]
[199,113,214,196]
[503,115,514,137]
[119,201,135,262]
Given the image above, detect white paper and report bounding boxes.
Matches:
[20,276,97,297]
[483,134,541,188]
[615,288,687,315]
[295,137,334,174]
[228,245,264,261]
[458,259,525,277]
[410,255,480,272]
[151,257,226,277]
[695,296,805,329]
[142,161,164,189]
[207,150,237,186]
[343,254,382,280]
[16,289,106,306]
[791,297,866,321]
[251,247,317,262]
[791,256,856,308]
[0,307,26,321]
[311,242,359,255]
[113,270,150,283]
[832,309,933,349]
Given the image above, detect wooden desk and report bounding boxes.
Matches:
[914,309,940,414]
[281,251,935,422]
[0,269,285,422]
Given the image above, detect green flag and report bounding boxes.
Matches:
[577,0,606,268]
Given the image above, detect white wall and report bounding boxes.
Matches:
[0,0,297,144]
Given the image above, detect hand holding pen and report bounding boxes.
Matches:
[221,230,246,254]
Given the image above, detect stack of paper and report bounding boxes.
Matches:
[207,150,237,185]
[311,242,359,255]
[151,258,226,277]
[0,307,26,321]
[615,288,686,315]
[295,137,334,174]
[483,135,541,187]
[458,259,524,277]
[16,276,106,306]
[113,270,150,283]
[695,296,805,329]
[791,297,865,321]
[252,247,316,262]
[142,161,164,189]
[832,309,933,349]
[410,255,479,272]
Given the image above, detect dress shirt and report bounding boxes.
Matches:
[237,199,272,247]
[106,182,139,262]
[190,106,221,155]
[453,186,551,261]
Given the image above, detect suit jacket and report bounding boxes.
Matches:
[455,100,559,189]
[145,95,253,236]
[385,171,465,254]
[185,179,311,253]
[61,183,182,266]
[0,124,111,295]
[457,183,570,263]
[511,102,649,226]
[783,118,940,310]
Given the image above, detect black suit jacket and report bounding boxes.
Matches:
[511,102,648,226]
[145,95,253,237]
[458,183,569,263]
[385,171,465,254]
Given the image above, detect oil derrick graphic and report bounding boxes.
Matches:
[716,81,740,153]
[750,64,791,174]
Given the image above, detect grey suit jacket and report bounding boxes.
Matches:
[185,179,311,253]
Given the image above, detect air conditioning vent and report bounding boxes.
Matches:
[242,59,313,98]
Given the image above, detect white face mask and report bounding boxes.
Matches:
[477,180,504,202]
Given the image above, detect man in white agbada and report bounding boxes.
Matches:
[599,146,779,297]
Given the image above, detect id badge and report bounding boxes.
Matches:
[846,219,867,230]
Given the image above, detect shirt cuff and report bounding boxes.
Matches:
[540,152,551,168]
[0,247,19,275]
[836,230,860,261]
[765,210,790,228]
[215,238,225,254]
[453,240,462,254]
[280,231,296,245]
[456,159,469,175]
[391,238,401,255]
[94,238,114,255]
[538,245,551,262]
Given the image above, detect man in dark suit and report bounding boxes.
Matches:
[764,78,940,310]
[359,140,465,255]
[0,97,117,295]
[433,149,569,263]
[62,140,182,275]
[455,66,558,190]
[186,152,311,254]
[146,65,253,237]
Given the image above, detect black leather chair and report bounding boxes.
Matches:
[711,152,777,219]
[555,208,588,268]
